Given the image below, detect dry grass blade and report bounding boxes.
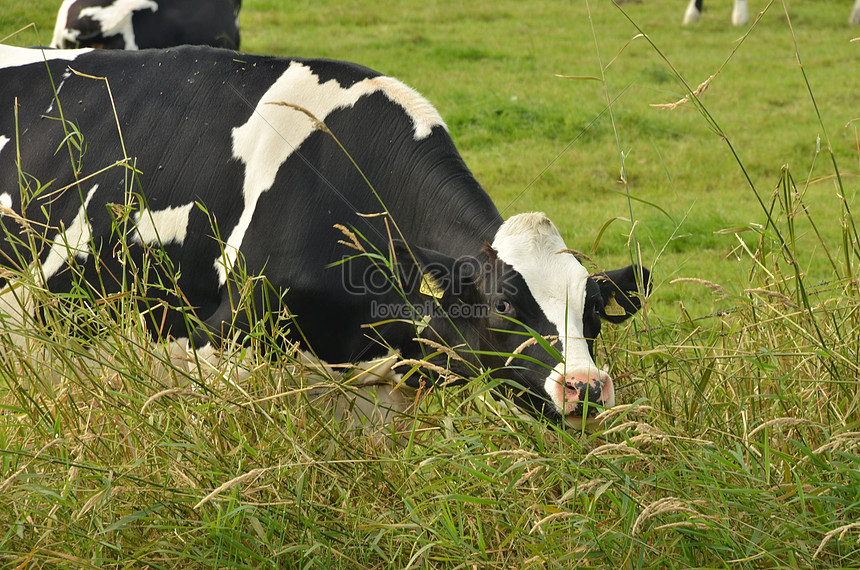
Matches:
[628,423,671,446]
[813,521,860,559]
[21,549,99,569]
[392,358,464,386]
[632,497,702,536]
[747,417,816,439]
[529,511,574,535]
[599,420,640,436]
[654,521,710,531]
[412,337,465,362]
[584,442,644,461]
[554,74,602,81]
[559,479,609,502]
[333,223,365,252]
[744,288,797,307]
[514,465,543,488]
[266,101,331,134]
[140,388,210,413]
[555,248,596,267]
[194,467,269,509]
[504,335,558,366]
[593,403,653,424]
[670,277,728,296]
[812,432,860,454]
[0,439,66,494]
[75,486,127,521]
[650,74,715,109]
[484,449,540,460]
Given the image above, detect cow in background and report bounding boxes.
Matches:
[683,0,860,27]
[51,0,242,50]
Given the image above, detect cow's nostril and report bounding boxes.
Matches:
[563,377,604,404]
[557,370,616,417]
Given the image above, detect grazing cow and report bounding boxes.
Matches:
[683,0,860,26]
[0,44,649,428]
[51,0,242,50]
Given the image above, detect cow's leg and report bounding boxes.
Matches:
[732,0,749,26]
[180,285,259,386]
[192,286,248,349]
[0,281,37,353]
[851,0,860,26]
[683,0,704,24]
[683,0,748,26]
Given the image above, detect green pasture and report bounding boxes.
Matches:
[1,1,859,568]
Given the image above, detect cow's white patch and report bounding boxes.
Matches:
[45,71,73,115]
[491,212,606,416]
[0,45,91,71]
[219,61,446,284]
[40,183,99,281]
[132,202,195,246]
[0,135,8,157]
[0,193,12,214]
[71,0,159,50]
[366,76,446,139]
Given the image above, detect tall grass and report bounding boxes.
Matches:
[1,1,860,568]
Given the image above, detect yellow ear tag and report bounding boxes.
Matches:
[604,292,626,317]
[420,273,445,299]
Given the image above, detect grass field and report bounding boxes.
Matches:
[2,0,860,568]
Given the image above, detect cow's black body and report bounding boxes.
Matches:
[0,45,648,425]
[1,46,495,360]
[52,0,242,50]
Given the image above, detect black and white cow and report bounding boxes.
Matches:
[51,0,242,50]
[683,0,860,26]
[683,0,749,26]
[0,44,649,427]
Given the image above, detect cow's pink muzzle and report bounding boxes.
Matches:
[550,368,615,423]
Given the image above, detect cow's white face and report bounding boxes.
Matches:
[491,213,616,425]
[402,211,643,427]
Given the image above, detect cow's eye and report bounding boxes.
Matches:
[493,299,513,314]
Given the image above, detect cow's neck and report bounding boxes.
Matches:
[386,175,503,260]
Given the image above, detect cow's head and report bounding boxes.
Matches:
[395,212,649,427]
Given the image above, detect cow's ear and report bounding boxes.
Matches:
[594,265,650,324]
[390,240,469,303]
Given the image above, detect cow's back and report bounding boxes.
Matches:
[0,45,501,358]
